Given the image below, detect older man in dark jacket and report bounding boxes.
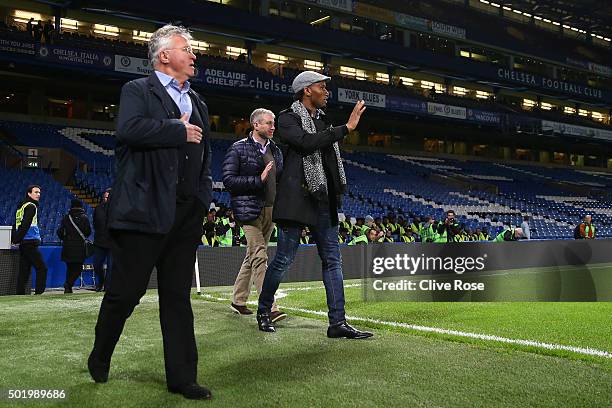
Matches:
[88,25,213,400]
[256,71,372,339]
[223,108,285,321]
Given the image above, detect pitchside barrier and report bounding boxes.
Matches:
[1,240,611,299]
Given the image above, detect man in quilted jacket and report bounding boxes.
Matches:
[222,108,286,322]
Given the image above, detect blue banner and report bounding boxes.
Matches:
[466,109,501,125]
[0,38,36,56]
[200,68,293,96]
[495,68,604,100]
[36,44,113,70]
[386,96,428,114]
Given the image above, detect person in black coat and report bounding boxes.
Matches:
[92,188,112,291]
[57,199,91,294]
[89,25,213,400]
[256,71,372,339]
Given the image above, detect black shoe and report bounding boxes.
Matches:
[64,286,73,294]
[95,286,103,292]
[327,322,373,340]
[256,313,276,332]
[168,382,212,400]
[270,310,287,323]
[87,353,109,383]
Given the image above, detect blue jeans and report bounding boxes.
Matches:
[258,202,346,325]
[93,246,112,290]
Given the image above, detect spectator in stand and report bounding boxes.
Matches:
[202,210,218,246]
[579,215,596,239]
[338,213,352,236]
[300,227,311,244]
[436,210,461,243]
[494,227,524,242]
[348,227,382,245]
[57,199,92,294]
[26,18,34,38]
[338,226,350,244]
[34,20,43,42]
[43,20,54,44]
[520,215,531,240]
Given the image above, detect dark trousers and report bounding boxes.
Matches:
[64,262,83,289]
[90,199,204,387]
[16,243,47,295]
[93,246,112,290]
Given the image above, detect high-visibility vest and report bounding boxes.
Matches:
[239,227,246,246]
[584,224,596,239]
[419,223,435,242]
[340,221,352,235]
[219,218,233,247]
[300,236,310,244]
[494,228,516,242]
[202,234,217,246]
[383,236,394,243]
[15,202,40,242]
[348,234,369,246]
[434,227,447,243]
[435,223,459,243]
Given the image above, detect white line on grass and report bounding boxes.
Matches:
[197,290,612,360]
[272,305,612,359]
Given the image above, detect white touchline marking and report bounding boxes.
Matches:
[267,305,612,359]
[197,287,612,360]
[280,283,363,291]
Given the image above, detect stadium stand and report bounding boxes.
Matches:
[2,21,610,130]
[3,120,610,243]
[0,166,93,244]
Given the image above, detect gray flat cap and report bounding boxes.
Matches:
[291,70,331,93]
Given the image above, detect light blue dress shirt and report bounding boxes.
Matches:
[155,70,192,121]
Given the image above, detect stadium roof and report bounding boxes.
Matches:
[483,0,612,39]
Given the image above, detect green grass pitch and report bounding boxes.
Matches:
[1,267,611,407]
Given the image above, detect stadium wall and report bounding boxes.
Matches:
[1,240,611,297]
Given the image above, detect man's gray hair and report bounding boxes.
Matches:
[250,108,275,125]
[148,25,193,66]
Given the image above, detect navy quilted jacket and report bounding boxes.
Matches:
[222,134,283,222]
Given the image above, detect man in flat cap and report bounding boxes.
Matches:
[256,70,373,339]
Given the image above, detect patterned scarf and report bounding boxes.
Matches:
[290,101,347,200]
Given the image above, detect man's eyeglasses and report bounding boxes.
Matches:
[165,46,195,55]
